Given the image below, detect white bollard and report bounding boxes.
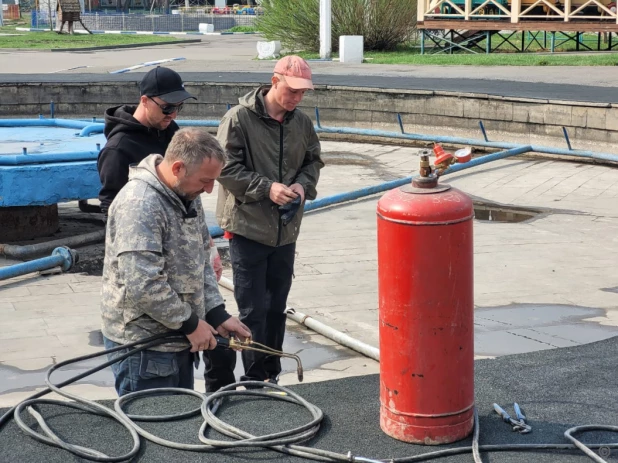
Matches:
[257,40,282,60]
[339,35,364,64]
[199,23,215,33]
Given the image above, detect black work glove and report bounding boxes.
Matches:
[278,196,302,226]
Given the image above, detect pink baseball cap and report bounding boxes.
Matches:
[273,55,314,90]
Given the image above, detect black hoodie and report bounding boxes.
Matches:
[97,105,179,215]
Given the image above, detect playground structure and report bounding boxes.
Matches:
[417,0,618,52]
[56,0,92,33]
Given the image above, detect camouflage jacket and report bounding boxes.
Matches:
[100,154,225,352]
[216,86,323,247]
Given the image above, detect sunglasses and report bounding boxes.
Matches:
[148,97,184,115]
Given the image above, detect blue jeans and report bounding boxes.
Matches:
[103,336,195,396]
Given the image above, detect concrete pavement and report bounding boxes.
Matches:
[1,140,617,405]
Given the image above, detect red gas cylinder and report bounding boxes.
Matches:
[377,164,475,445]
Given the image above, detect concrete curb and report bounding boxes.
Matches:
[2,80,616,146]
[16,27,258,36]
[0,39,202,53]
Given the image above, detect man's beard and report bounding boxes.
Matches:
[172,180,193,201]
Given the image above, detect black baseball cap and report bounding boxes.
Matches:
[139,66,196,104]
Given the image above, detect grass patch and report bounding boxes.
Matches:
[0,16,30,33]
[227,25,259,33]
[365,46,618,66]
[286,44,618,66]
[0,31,185,49]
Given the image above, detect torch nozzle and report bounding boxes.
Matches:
[221,337,304,382]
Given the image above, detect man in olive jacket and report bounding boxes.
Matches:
[211,56,323,391]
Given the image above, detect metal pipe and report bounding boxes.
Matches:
[77,120,220,138]
[73,117,618,163]
[314,107,322,129]
[78,123,105,137]
[218,276,380,362]
[0,247,78,281]
[304,177,414,212]
[176,120,220,128]
[6,118,618,163]
[0,119,93,129]
[479,120,489,142]
[562,127,573,151]
[442,145,533,175]
[209,147,534,238]
[0,230,104,260]
[314,125,618,163]
[397,113,405,134]
[0,151,100,166]
[305,147,532,212]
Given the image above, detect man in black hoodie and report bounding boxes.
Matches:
[97,66,195,216]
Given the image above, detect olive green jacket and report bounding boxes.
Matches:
[216,86,323,247]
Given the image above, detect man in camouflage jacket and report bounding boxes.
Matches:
[101,127,250,396]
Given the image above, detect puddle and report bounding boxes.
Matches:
[0,357,116,395]
[1,324,353,396]
[475,303,606,328]
[195,322,354,379]
[473,203,541,223]
[474,303,618,357]
[601,287,618,294]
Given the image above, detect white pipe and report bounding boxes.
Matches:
[319,0,332,59]
[218,276,380,362]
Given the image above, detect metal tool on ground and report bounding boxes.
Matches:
[493,403,532,434]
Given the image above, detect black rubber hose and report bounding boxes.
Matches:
[1,332,617,463]
[1,332,187,462]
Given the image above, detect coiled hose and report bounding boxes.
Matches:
[0,332,616,463]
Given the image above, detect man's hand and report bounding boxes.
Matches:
[216,317,252,342]
[208,237,223,282]
[270,182,298,206]
[289,183,305,203]
[186,319,218,352]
